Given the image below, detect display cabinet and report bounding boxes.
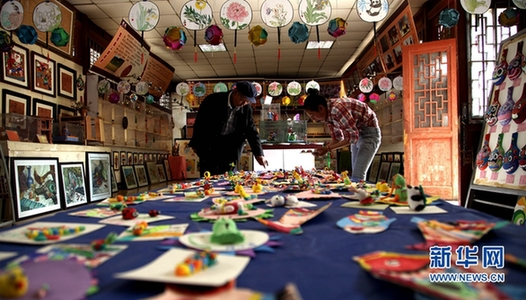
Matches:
[373,94,403,145]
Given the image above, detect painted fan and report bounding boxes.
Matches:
[0,0,24,31]
[128,0,160,32]
[260,0,294,59]
[220,0,252,63]
[299,0,331,58]
[180,0,213,62]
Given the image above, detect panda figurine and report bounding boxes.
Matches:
[407,185,426,211]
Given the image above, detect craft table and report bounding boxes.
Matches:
[0,184,525,300]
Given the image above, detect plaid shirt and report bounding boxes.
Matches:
[326,98,379,144]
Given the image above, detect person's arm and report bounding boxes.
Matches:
[244,106,268,168]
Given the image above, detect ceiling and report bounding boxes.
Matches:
[68,0,427,82]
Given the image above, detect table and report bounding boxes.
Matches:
[1,183,525,300]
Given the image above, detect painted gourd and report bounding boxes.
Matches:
[503,132,520,174]
[484,89,500,126]
[497,86,514,126]
[512,82,526,124]
[508,41,524,81]
[519,144,526,172]
[492,48,508,85]
[488,133,505,172]
[476,133,492,170]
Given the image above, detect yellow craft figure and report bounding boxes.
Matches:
[0,266,28,298]
[252,181,263,193]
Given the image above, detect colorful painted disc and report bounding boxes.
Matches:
[299,0,331,26]
[261,0,294,28]
[129,93,138,102]
[32,2,62,32]
[135,81,149,96]
[287,81,302,96]
[193,82,206,97]
[1,0,24,31]
[176,82,190,96]
[213,82,228,93]
[356,0,389,23]
[128,0,160,32]
[253,82,263,96]
[97,79,110,94]
[180,0,213,30]
[378,77,392,92]
[359,78,373,93]
[306,80,320,91]
[220,0,252,30]
[117,81,131,94]
[393,76,404,91]
[268,81,283,96]
[460,0,491,14]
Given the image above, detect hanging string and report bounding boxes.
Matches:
[277,27,281,60]
[234,29,237,64]
[316,25,320,59]
[194,30,197,62]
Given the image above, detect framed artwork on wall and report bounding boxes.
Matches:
[121,165,138,189]
[146,161,159,184]
[1,89,30,115]
[111,168,119,193]
[11,158,62,220]
[377,161,391,183]
[57,104,75,118]
[1,43,30,88]
[31,52,56,97]
[59,162,88,208]
[57,63,77,99]
[367,154,381,183]
[120,151,127,166]
[85,152,111,202]
[156,163,167,183]
[163,159,172,181]
[113,151,120,170]
[133,153,138,165]
[134,165,149,187]
[33,99,56,119]
[387,162,402,184]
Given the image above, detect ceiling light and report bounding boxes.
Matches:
[198,43,227,52]
[306,41,334,49]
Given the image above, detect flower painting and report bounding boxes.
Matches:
[181,0,213,30]
[220,0,251,30]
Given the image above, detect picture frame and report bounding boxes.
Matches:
[57,104,76,118]
[59,162,88,208]
[32,99,56,119]
[121,165,138,189]
[1,43,30,88]
[36,134,49,143]
[387,162,402,184]
[120,151,127,166]
[111,168,119,193]
[11,157,62,220]
[85,152,112,202]
[134,165,149,187]
[138,153,144,164]
[127,152,133,165]
[57,63,77,99]
[113,151,120,170]
[367,154,381,183]
[146,161,159,184]
[1,89,31,115]
[377,162,392,183]
[31,52,56,97]
[156,163,167,182]
[133,153,139,165]
[163,159,172,181]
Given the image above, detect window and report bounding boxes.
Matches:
[88,39,102,68]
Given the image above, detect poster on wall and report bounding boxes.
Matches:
[139,53,175,98]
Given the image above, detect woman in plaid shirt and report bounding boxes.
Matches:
[303,89,381,181]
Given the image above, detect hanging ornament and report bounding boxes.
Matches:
[393,76,403,91]
[253,82,263,96]
[268,81,283,97]
[498,86,515,126]
[476,134,492,171]
[0,30,12,52]
[503,132,520,174]
[287,81,302,96]
[146,94,155,104]
[76,75,85,91]
[327,18,346,38]
[484,89,501,126]
[50,28,70,47]
[163,27,186,50]
[220,0,252,64]
[297,94,307,106]
[288,21,309,44]
[507,41,524,81]
[117,81,131,94]
[498,7,521,27]
[181,0,213,63]
[17,25,37,45]
[248,25,268,46]
[299,0,331,59]
[193,82,206,97]
[306,80,320,91]
[358,93,367,102]
[98,79,110,95]
[176,82,190,97]
[513,0,526,9]
[439,9,460,28]
[186,93,196,104]
[282,96,291,106]
[359,78,373,93]
[136,81,149,96]
[378,77,392,92]
[261,0,294,60]
[492,48,508,85]
[388,91,397,102]
[1,0,24,31]
[129,93,138,102]
[108,92,120,104]
[204,25,223,45]
[128,0,160,32]
[460,0,491,14]
[356,0,389,23]
[369,93,380,104]
[33,1,62,32]
[214,82,228,93]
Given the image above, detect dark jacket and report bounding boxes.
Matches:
[188,91,263,172]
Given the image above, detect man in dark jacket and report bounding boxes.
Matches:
[189,81,268,176]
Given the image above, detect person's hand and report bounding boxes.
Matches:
[255,156,268,169]
[313,146,329,157]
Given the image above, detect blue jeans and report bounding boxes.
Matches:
[351,127,381,181]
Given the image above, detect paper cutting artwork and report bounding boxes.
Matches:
[68,207,121,218]
[33,243,128,269]
[0,222,105,245]
[336,211,396,234]
[117,224,189,242]
[278,202,332,226]
[98,214,175,227]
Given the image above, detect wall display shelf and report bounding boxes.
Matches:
[372,95,404,146]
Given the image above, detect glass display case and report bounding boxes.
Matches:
[0,113,53,143]
[259,120,307,144]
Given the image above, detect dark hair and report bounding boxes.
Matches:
[302,88,327,111]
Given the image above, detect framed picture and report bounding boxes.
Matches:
[367,154,381,183]
[59,162,88,208]
[57,104,75,118]
[120,151,127,166]
[121,165,138,189]
[1,89,30,115]
[146,161,159,184]
[57,63,77,99]
[1,43,30,88]
[138,153,144,164]
[113,151,120,170]
[127,152,133,165]
[31,52,56,97]
[111,169,119,193]
[36,134,49,143]
[156,163,167,182]
[387,162,402,184]
[32,99,56,119]
[133,153,139,165]
[377,162,392,182]
[85,152,112,202]
[163,159,172,181]
[11,158,62,220]
[134,165,149,187]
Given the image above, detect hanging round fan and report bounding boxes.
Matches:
[260,0,294,28]
[299,0,331,26]
[287,81,302,96]
[253,82,263,96]
[193,82,206,97]
[33,1,62,32]
[180,0,213,30]
[268,81,283,97]
[214,82,228,93]
[513,0,526,9]
[460,0,491,14]
[176,82,190,96]
[1,0,24,31]
[378,77,392,92]
[128,0,160,32]
[356,0,389,23]
[98,79,110,94]
[220,0,252,30]
[306,80,320,91]
[359,78,373,93]
[136,81,149,96]
[117,81,131,94]
[393,76,404,91]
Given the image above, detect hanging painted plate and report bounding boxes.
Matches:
[33,1,62,32]
[393,76,404,91]
[193,82,206,97]
[513,0,526,10]
[128,0,160,32]
[180,0,213,30]
[261,0,294,28]
[359,78,373,93]
[213,82,228,93]
[299,0,331,26]
[1,0,24,31]
[306,80,320,91]
[253,81,263,96]
[356,0,389,23]
[136,81,149,96]
[460,0,491,14]
[378,77,392,92]
[179,230,269,252]
[268,81,283,96]
[97,79,110,94]
[117,81,131,94]
[220,0,252,30]
[287,81,302,96]
[176,82,190,96]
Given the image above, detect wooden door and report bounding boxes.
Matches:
[402,39,459,200]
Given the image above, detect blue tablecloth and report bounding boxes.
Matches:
[1,185,525,300]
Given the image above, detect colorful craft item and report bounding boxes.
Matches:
[76,75,85,91]
[248,25,268,46]
[406,185,427,211]
[207,198,254,215]
[252,182,263,193]
[132,221,148,236]
[171,182,193,191]
[488,133,505,172]
[266,195,285,207]
[512,83,526,124]
[148,209,161,217]
[184,190,206,199]
[204,25,223,45]
[25,225,86,241]
[175,250,218,276]
[520,145,526,172]
[499,7,521,27]
[369,92,380,104]
[337,211,396,234]
[375,181,390,193]
[50,27,70,46]
[91,232,118,250]
[512,196,526,226]
[0,30,11,52]
[508,41,525,81]
[388,174,408,202]
[327,17,346,38]
[108,91,120,103]
[492,48,508,85]
[498,86,515,126]
[438,8,460,28]
[297,94,307,106]
[288,21,309,44]
[358,93,366,102]
[0,266,28,298]
[348,188,375,205]
[388,91,397,101]
[484,89,500,126]
[17,25,38,45]
[122,207,138,220]
[256,218,303,235]
[210,217,245,245]
[503,132,520,174]
[163,26,186,50]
